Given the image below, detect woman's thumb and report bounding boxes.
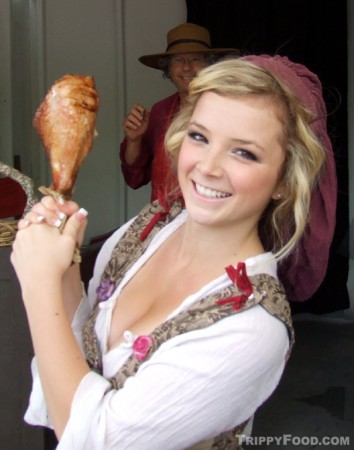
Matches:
[62,207,88,245]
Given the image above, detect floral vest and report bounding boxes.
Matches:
[83,199,295,450]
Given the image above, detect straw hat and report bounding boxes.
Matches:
[139,23,238,70]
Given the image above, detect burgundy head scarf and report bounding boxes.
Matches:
[242,55,337,302]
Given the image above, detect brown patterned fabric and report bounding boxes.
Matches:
[82,199,294,449]
[106,273,293,390]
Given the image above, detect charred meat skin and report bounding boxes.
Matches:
[33,74,99,198]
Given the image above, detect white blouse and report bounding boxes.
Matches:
[25,210,290,449]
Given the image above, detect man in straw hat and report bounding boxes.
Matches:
[120,23,237,202]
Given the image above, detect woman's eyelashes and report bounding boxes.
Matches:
[188,130,208,143]
[233,148,258,161]
[187,129,258,161]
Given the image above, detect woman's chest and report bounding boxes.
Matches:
[106,262,200,351]
[105,248,225,352]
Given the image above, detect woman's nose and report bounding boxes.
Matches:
[197,149,224,177]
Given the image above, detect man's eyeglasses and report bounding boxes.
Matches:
[170,55,206,67]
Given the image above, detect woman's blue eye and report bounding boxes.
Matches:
[188,131,207,143]
[235,149,258,161]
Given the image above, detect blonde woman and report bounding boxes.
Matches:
[12,55,335,449]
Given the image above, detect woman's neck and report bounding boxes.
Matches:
[174,218,265,268]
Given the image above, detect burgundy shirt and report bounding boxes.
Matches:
[120,93,180,201]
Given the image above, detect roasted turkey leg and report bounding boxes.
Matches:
[33,74,99,199]
[33,74,99,263]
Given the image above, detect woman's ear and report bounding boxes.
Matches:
[271,182,287,200]
[272,192,283,200]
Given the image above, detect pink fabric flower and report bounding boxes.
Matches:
[133,335,154,361]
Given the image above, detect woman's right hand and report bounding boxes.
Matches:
[122,103,150,141]
[18,196,87,248]
[12,196,88,295]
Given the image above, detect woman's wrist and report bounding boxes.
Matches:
[21,276,63,312]
[62,264,84,320]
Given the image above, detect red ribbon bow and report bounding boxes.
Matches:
[217,262,253,310]
[140,191,171,242]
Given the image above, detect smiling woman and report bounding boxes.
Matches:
[177,93,285,242]
[167,56,335,271]
[11,55,335,449]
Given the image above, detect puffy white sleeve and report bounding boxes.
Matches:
[58,305,289,450]
[24,287,92,428]
[24,219,135,427]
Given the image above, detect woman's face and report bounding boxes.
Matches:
[178,92,286,231]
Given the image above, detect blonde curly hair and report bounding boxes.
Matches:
[165,58,326,261]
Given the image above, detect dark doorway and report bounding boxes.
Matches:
[186,0,349,314]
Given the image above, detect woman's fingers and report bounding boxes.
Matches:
[17,218,31,229]
[41,196,79,215]
[16,196,88,249]
[18,197,81,230]
[62,208,88,241]
[20,206,65,229]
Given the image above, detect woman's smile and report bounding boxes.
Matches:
[194,181,232,199]
[178,91,285,230]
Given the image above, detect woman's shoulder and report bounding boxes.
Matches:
[245,252,277,278]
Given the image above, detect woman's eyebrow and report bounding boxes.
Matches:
[189,121,265,152]
[231,138,265,152]
[188,120,208,131]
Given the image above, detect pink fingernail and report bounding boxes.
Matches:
[57,211,66,220]
[37,215,45,223]
[54,218,62,228]
[77,208,88,220]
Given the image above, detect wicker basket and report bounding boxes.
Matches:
[0,162,37,247]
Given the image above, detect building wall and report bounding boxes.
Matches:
[0,2,186,448]
[1,0,186,241]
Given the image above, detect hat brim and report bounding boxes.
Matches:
[139,47,239,70]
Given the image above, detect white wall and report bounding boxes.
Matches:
[42,0,126,240]
[122,0,187,218]
[1,0,186,242]
[43,0,186,240]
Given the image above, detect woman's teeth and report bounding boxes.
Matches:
[195,183,231,199]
